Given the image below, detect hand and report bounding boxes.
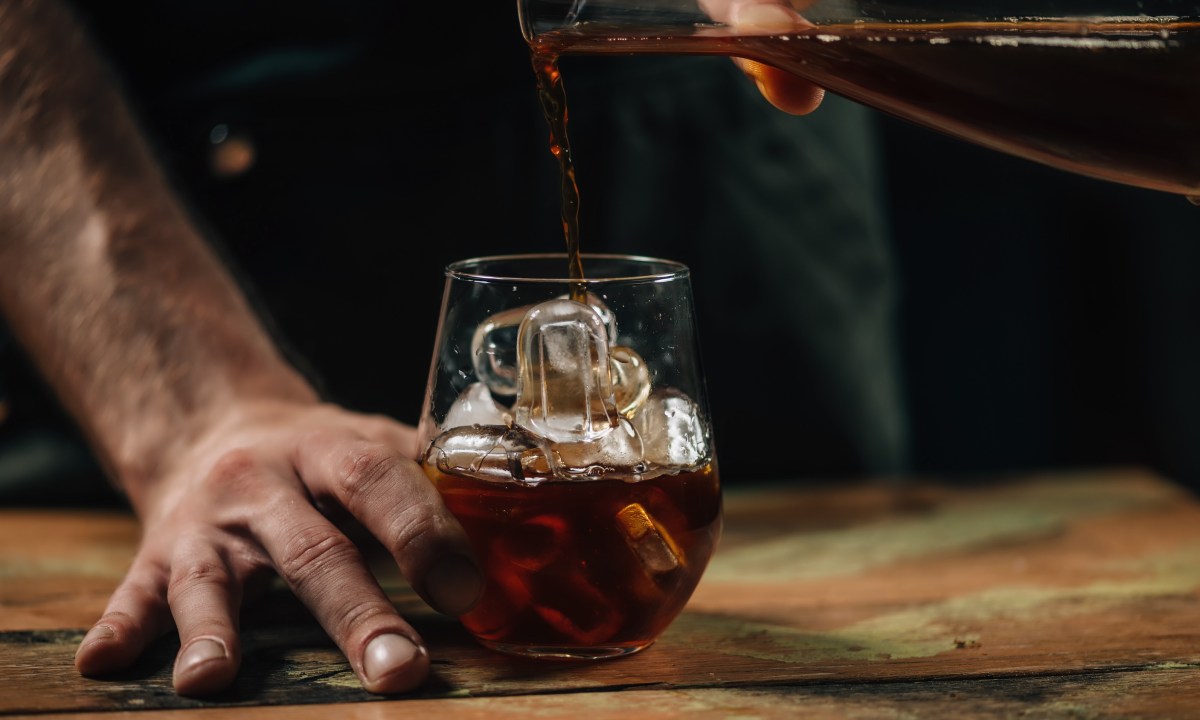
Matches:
[700,0,826,114]
[73,399,482,697]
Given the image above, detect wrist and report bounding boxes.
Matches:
[111,363,319,512]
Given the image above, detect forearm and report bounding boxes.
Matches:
[0,0,315,505]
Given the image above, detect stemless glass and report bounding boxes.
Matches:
[418,254,722,660]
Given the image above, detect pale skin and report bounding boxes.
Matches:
[0,0,821,697]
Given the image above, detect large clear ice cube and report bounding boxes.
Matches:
[471,292,618,398]
[632,388,709,470]
[513,298,619,444]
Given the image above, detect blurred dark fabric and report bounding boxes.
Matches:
[883,117,1200,494]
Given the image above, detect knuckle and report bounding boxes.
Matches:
[203,448,262,495]
[387,501,445,557]
[298,427,339,451]
[167,560,230,602]
[336,443,399,508]
[330,599,394,645]
[95,609,141,636]
[277,526,358,590]
[115,565,169,615]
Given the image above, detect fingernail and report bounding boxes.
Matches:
[732,4,803,31]
[83,625,115,644]
[363,634,422,683]
[177,637,228,674]
[77,625,115,657]
[426,554,484,616]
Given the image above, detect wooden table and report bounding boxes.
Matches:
[3,468,1199,718]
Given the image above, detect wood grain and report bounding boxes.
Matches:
[2,468,1198,716]
[12,666,1200,720]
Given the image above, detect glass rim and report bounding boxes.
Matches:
[445,253,690,284]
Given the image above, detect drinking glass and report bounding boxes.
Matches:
[519,0,1200,197]
[418,254,722,659]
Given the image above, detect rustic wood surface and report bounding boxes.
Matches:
[2,468,1199,718]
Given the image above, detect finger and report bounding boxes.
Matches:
[294,430,483,617]
[351,413,422,460]
[166,537,242,697]
[708,2,824,114]
[700,0,812,29]
[258,489,430,694]
[75,552,171,677]
[735,58,826,114]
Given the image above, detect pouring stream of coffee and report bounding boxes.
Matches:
[532,55,588,301]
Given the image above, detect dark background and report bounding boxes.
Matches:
[2,2,1198,503]
[883,119,1200,488]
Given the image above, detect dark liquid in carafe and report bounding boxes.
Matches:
[532,18,1200,197]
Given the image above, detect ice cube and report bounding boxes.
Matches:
[513,298,618,443]
[470,305,528,397]
[609,346,651,418]
[471,293,618,398]
[577,291,619,347]
[425,425,544,484]
[616,503,683,575]
[632,388,709,470]
[442,382,509,430]
[538,416,647,480]
[470,297,658,481]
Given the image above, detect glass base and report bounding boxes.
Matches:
[478,639,653,660]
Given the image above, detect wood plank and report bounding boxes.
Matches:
[10,665,1200,720]
[0,509,137,630]
[2,469,1198,714]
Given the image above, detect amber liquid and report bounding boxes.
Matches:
[425,462,721,655]
[533,19,1200,197]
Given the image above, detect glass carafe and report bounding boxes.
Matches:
[520,0,1200,197]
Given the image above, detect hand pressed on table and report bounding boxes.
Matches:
[72,400,483,696]
[0,2,485,698]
